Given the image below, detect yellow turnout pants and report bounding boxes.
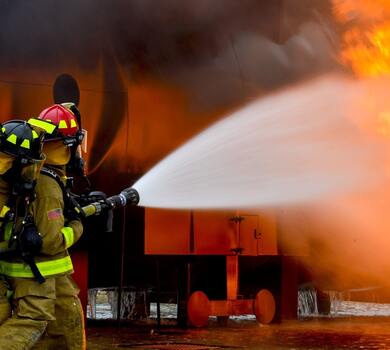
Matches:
[0,276,11,324]
[0,275,85,350]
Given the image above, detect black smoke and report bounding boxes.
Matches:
[0,1,337,78]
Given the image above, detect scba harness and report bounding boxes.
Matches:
[0,179,45,284]
[40,166,82,221]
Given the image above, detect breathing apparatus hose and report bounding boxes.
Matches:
[80,187,139,218]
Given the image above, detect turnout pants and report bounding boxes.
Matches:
[0,276,11,324]
[0,275,85,350]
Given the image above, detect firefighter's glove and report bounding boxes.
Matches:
[64,207,82,223]
[18,222,42,257]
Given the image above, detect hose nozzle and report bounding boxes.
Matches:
[80,187,140,218]
[121,187,140,206]
[106,187,139,209]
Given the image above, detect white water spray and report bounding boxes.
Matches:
[133,75,388,209]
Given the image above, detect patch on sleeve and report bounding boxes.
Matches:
[47,208,62,221]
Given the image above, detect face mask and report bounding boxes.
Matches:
[80,129,87,154]
[66,145,85,176]
[43,140,71,166]
[20,157,45,182]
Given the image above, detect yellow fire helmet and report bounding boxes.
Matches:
[0,118,56,177]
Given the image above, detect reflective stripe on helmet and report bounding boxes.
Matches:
[27,118,57,134]
[20,139,30,149]
[61,226,74,249]
[58,120,68,129]
[6,134,17,144]
[0,255,73,278]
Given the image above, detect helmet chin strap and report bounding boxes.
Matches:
[66,146,85,177]
[67,103,82,129]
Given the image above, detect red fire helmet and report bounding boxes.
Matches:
[38,104,79,137]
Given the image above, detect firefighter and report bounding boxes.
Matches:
[0,119,52,342]
[32,103,87,350]
[0,111,85,349]
[0,119,48,325]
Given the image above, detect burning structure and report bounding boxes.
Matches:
[1,0,390,329]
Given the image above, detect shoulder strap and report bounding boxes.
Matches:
[40,167,66,191]
[40,166,70,208]
[40,167,79,218]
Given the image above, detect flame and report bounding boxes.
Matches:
[339,24,390,77]
[334,0,390,77]
[333,1,390,136]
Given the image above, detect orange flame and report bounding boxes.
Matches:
[334,0,390,77]
[339,24,390,77]
[333,0,390,136]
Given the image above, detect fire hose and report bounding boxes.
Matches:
[78,187,140,218]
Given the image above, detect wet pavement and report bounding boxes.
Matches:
[87,317,390,349]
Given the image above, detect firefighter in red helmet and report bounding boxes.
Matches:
[38,103,86,177]
[0,104,86,349]
[34,103,87,349]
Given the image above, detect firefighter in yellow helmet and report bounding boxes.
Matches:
[0,110,86,349]
[0,119,48,326]
[0,119,51,340]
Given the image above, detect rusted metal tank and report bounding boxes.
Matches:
[145,208,302,325]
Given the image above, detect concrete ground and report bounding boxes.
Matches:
[87,317,390,349]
